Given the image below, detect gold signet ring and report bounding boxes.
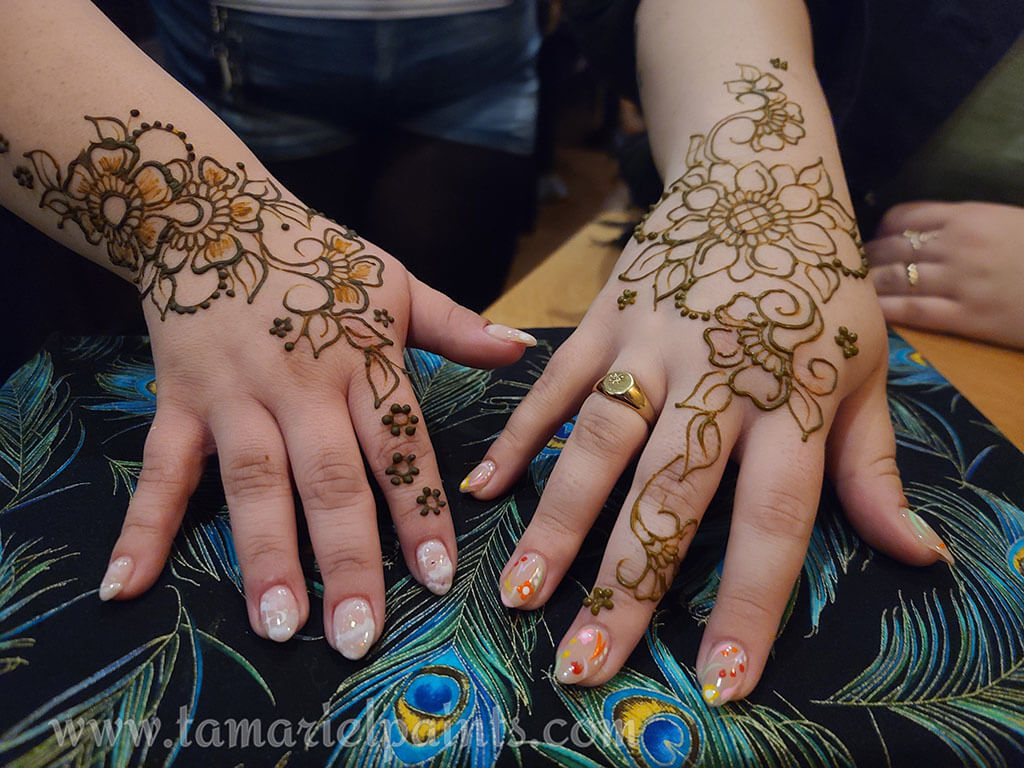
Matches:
[592,371,656,426]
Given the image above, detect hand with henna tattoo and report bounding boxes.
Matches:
[466,1,956,707]
[0,1,536,660]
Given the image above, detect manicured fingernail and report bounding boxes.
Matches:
[501,552,545,608]
[332,597,375,660]
[260,585,299,642]
[899,507,954,565]
[98,556,133,601]
[460,459,496,493]
[554,625,609,684]
[700,642,747,706]
[484,324,537,347]
[416,539,454,595]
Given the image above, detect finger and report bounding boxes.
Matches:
[344,366,458,597]
[212,405,308,643]
[875,201,954,237]
[406,274,535,367]
[551,392,741,686]
[274,399,385,659]
[497,362,662,609]
[869,261,953,298]
[463,326,615,499]
[875,295,965,332]
[865,233,944,268]
[828,364,954,566]
[697,421,826,706]
[100,405,209,600]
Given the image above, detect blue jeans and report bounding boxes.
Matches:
[149,0,540,160]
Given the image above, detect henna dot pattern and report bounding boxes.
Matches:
[382,403,419,436]
[386,452,419,486]
[617,289,637,310]
[583,587,615,615]
[13,165,33,189]
[416,487,446,516]
[269,317,293,338]
[373,308,396,328]
[835,326,859,358]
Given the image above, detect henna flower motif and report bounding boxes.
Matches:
[283,228,384,316]
[29,122,178,271]
[724,64,805,151]
[624,159,854,299]
[703,289,837,438]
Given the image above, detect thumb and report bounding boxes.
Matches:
[827,365,954,567]
[405,275,535,369]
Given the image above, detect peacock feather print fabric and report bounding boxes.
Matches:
[1,330,1022,766]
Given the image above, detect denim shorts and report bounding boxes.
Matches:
[148,0,540,159]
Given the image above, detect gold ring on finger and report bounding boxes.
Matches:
[905,261,920,289]
[592,370,655,427]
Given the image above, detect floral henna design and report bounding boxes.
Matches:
[382,403,419,436]
[386,452,419,486]
[21,111,404,406]
[617,65,862,601]
[415,487,446,516]
[583,587,614,615]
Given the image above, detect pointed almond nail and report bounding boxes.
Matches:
[98,556,133,601]
[899,507,954,565]
[416,539,454,595]
[260,585,299,642]
[700,642,748,706]
[460,459,496,493]
[501,552,545,608]
[333,597,375,660]
[554,625,609,685]
[484,324,537,347]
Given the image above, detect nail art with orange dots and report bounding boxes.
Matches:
[699,642,747,706]
[501,552,545,608]
[555,625,609,684]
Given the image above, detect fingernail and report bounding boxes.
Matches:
[98,556,133,601]
[554,625,609,685]
[501,552,545,608]
[899,507,954,565]
[260,585,299,642]
[332,597,375,660]
[416,539,454,595]
[700,642,748,706]
[484,324,537,347]
[460,459,496,493]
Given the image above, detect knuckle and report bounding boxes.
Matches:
[237,531,292,567]
[530,509,581,544]
[222,448,290,500]
[716,584,778,627]
[570,404,636,461]
[301,451,371,511]
[121,516,173,544]
[315,539,379,580]
[744,486,814,544]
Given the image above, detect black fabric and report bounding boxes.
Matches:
[1,330,1023,766]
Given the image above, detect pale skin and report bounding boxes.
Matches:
[473,0,953,704]
[866,201,1024,349]
[0,0,532,654]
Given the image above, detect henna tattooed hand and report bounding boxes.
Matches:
[18,112,535,657]
[466,65,954,703]
[866,201,1024,349]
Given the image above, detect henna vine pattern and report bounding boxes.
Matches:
[617,65,868,601]
[21,112,404,406]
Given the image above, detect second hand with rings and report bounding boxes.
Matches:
[902,229,940,289]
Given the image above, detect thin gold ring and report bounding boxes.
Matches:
[905,261,920,288]
[902,229,939,251]
[592,371,655,426]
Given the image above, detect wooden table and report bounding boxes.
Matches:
[487,212,1024,451]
